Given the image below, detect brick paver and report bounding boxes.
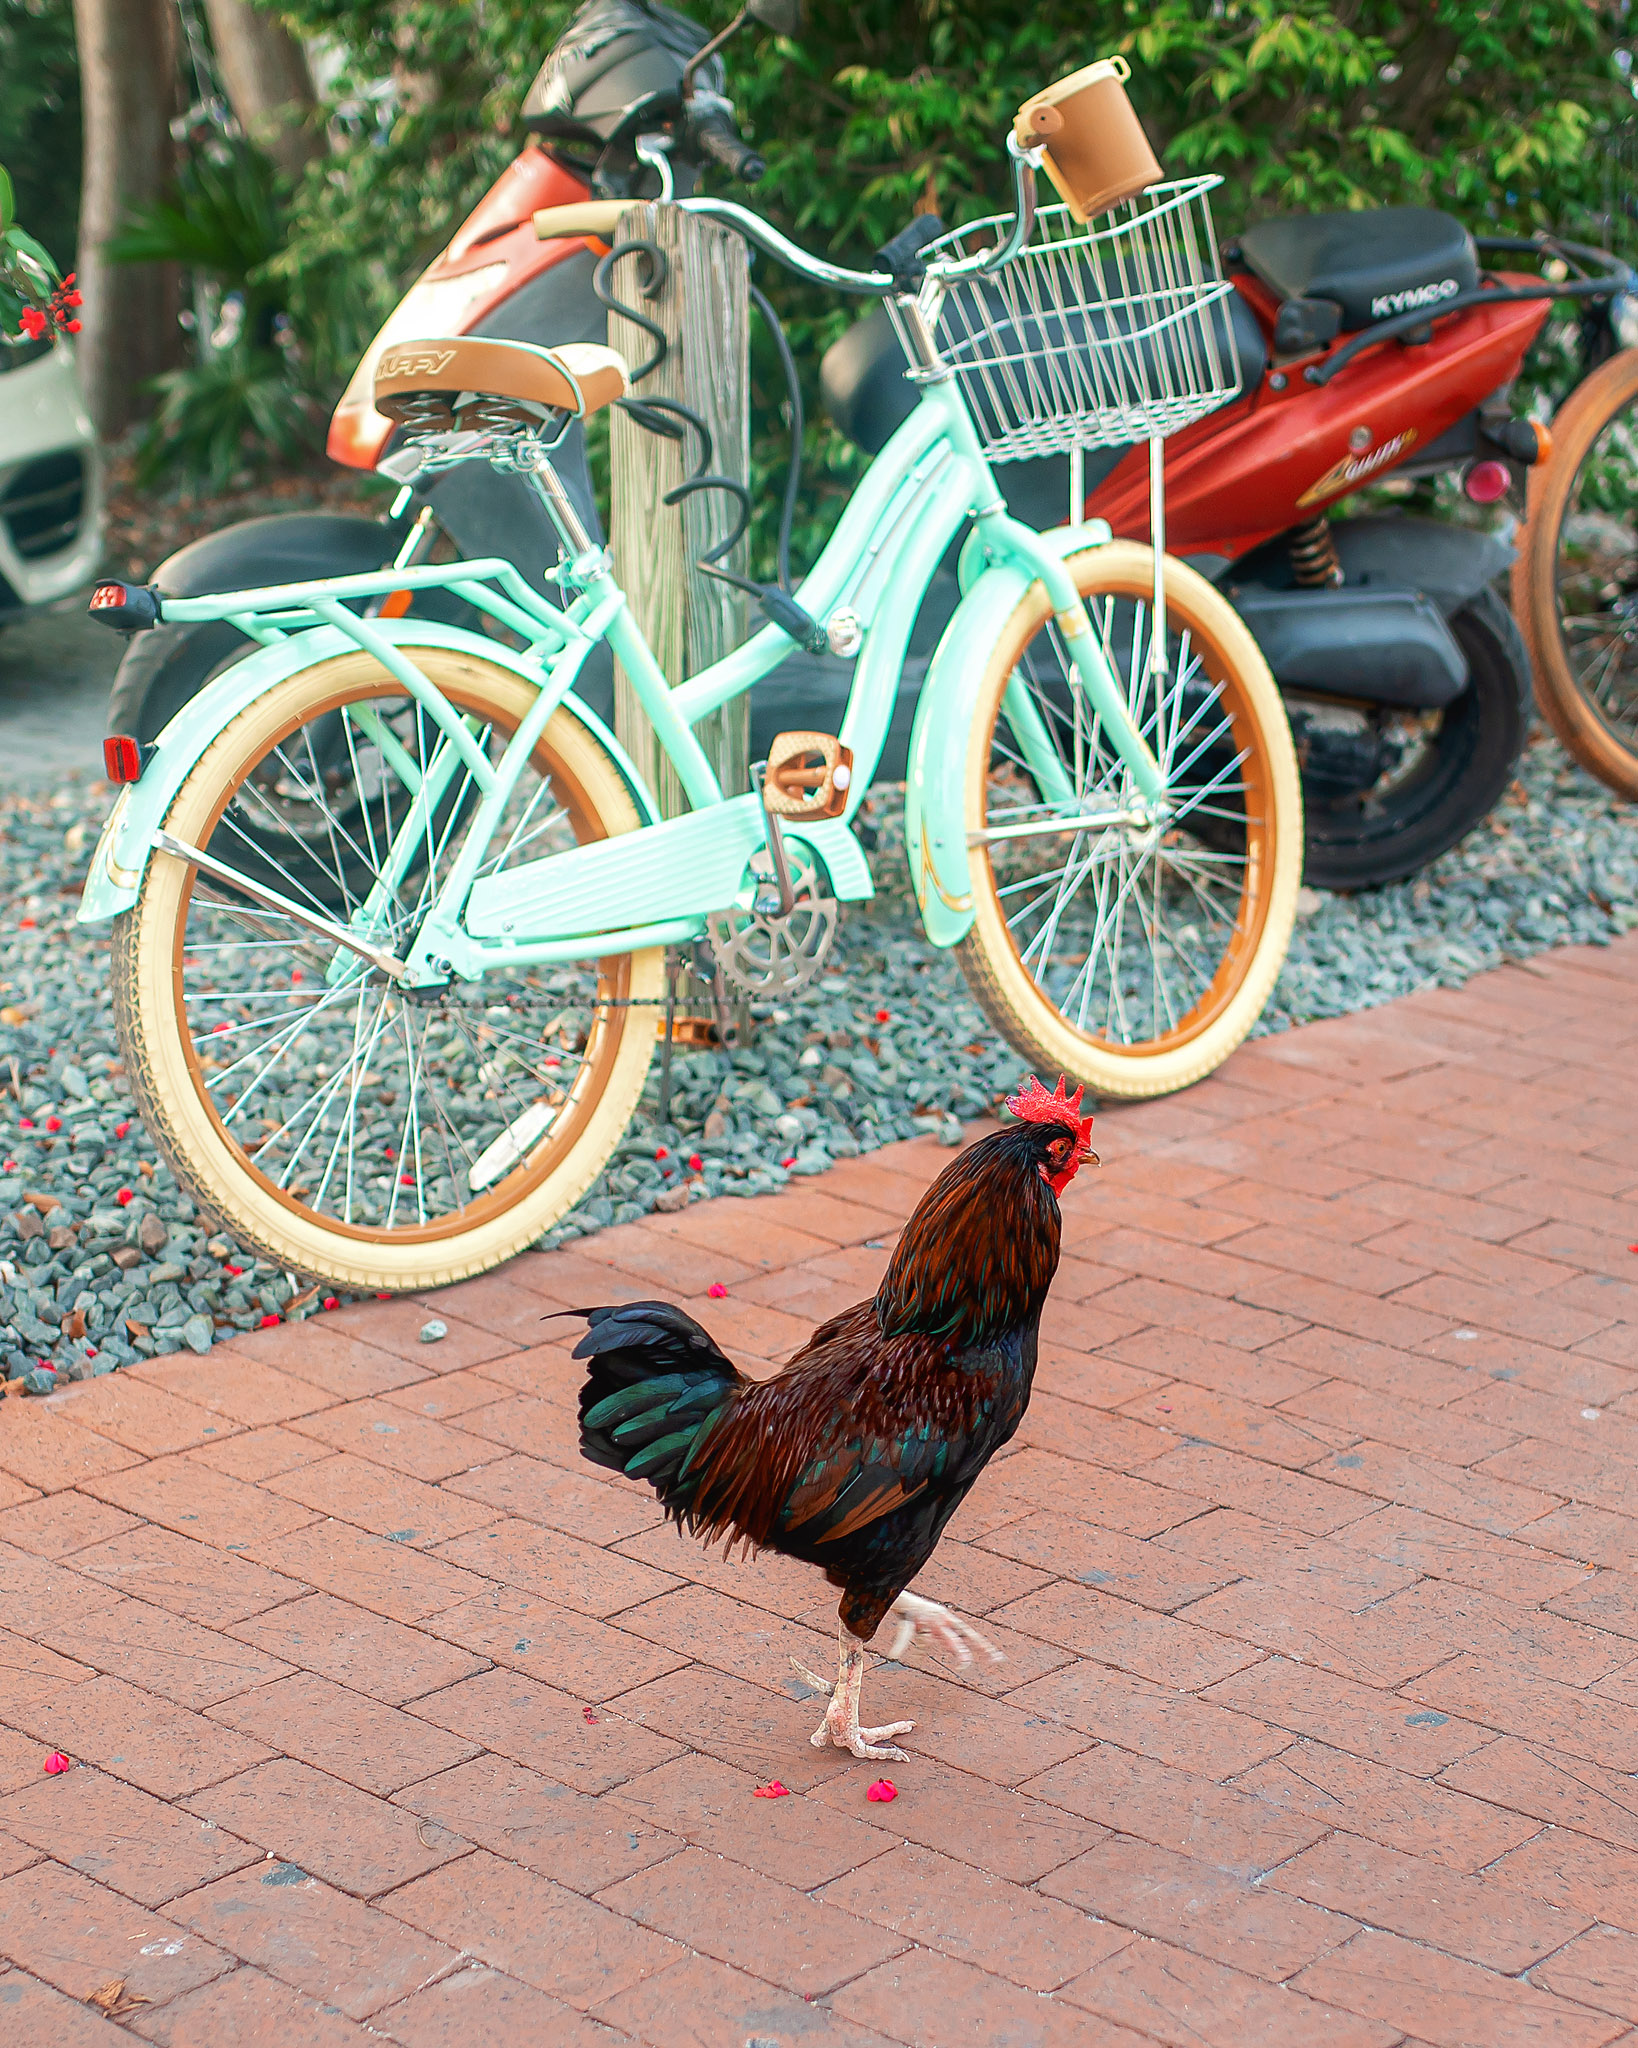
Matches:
[2,936,1638,2044]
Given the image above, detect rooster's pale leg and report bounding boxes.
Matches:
[792,1621,914,1762]
[883,1590,1003,1668]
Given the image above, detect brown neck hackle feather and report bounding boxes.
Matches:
[670,1130,1063,1560]
[877,1127,1063,1347]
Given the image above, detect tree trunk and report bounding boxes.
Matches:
[71,0,182,439]
[203,0,321,182]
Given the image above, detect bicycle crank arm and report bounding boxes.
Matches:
[151,831,409,984]
[968,808,1151,847]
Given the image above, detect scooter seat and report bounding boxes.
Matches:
[374,335,630,427]
[1236,207,1478,332]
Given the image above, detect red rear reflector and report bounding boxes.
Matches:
[378,588,414,619]
[103,735,143,783]
[1464,459,1511,505]
[90,583,126,610]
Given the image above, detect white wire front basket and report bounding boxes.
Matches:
[902,176,1242,461]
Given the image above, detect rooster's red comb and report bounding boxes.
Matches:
[1005,1075,1095,1150]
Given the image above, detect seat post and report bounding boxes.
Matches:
[522,446,599,562]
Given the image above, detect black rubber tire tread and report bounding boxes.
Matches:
[1300,585,1528,891]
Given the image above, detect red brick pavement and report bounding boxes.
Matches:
[3,936,1638,2046]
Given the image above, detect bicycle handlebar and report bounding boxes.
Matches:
[677,133,1044,297]
[689,101,767,184]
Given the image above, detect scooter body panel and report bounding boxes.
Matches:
[327,145,598,472]
[1091,281,1553,557]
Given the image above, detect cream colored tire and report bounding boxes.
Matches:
[958,541,1302,1099]
[112,644,661,1290]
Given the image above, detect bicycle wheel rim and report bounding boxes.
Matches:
[151,667,641,1248]
[1549,387,1638,754]
[969,549,1291,1072]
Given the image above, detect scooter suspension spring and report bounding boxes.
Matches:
[1288,515,1344,588]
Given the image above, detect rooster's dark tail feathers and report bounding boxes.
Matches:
[573,1302,739,1500]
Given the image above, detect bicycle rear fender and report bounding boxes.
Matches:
[905,522,1110,948]
[77,621,660,924]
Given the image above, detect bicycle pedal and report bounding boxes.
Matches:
[762,732,853,821]
[657,1014,719,1048]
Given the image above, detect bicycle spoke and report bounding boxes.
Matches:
[169,686,625,1237]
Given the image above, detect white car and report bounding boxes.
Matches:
[0,335,102,615]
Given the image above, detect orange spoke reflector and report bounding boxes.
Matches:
[378,589,414,619]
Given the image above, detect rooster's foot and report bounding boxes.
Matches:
[791,1630,914,1763]
[883,1590,1002,1669]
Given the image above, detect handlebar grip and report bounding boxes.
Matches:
[694,109,766,183]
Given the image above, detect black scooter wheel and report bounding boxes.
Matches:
[1299,586,1529,891]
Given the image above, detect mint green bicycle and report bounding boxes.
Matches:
[78,122,1300,1291]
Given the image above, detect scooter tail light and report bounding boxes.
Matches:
[1464,460,1512,505]
[103,735,145,784]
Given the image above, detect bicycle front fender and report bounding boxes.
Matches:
[905,522,1108,948]
[76,621,659,924]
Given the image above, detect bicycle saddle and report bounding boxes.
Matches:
[374,335,630,430]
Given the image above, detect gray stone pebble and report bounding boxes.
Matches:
[2,729,1632,1381]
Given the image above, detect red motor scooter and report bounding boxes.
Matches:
[110,0,1635,887]
[824,209,1635,885]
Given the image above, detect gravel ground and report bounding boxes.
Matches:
[1,726,1633,1388]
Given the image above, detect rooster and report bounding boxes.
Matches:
[570,1076,1095,1761]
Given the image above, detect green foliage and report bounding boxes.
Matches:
[126,2,1638,542]
[137,345,320,493]
[0,153,65,347]
[0,0,80,272]
[110,139,325,485]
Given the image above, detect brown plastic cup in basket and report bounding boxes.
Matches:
[1014,56,1162,223]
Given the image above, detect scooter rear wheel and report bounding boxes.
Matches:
[958,541,1303,1099]
[1514,346,1638,799]
[113,643,660,1291]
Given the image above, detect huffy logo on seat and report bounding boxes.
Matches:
[378,348,458,379]
[1369,276,1461,319]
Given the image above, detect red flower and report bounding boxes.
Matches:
[114,1121,130,1138]
[322,1296,338,1310]
[18,307,47,341]
[707,1282,728,1299]
[752,1780,790,1798]
[582,1706,599,1724]
[655,1146,669,1160]
[17,1117,32,1130]
[115,1187,134,1205]
[43,1752,70,1776]
[44,1117,61,1133]
[62,318,81,334]
[223,1263,243,1277]
[258,1313,280,1328]
[781,1156,796,1169]
[866,1778,897,1802]
[688,1154,703,1173]
[875,1008,890,1022]
[18,917,36,930]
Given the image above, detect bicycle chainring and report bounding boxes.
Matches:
[705,848,839,998]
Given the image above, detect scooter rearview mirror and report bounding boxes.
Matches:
[747,0,803,36]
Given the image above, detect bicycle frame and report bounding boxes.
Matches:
[80,365,1158,983]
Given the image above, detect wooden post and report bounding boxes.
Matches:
[607,203,752,1054]
[606,204,751,820]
